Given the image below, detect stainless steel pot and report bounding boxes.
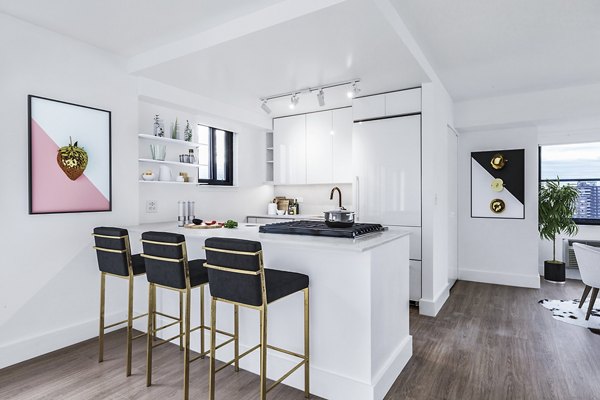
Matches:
[324,209,355,228]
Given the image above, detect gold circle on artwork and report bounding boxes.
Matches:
[490,153,507,170]
[490,199,506,213]
[491,178,505,192]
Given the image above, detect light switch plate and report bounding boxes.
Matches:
[146,200,158,213]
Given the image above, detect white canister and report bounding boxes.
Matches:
[267,203,277,215]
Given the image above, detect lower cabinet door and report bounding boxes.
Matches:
[409,260,422,302]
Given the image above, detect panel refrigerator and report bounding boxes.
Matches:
[353,114,422,301]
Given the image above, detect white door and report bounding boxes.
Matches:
[273,115,306,185]
[353,115,421,225]
[447,126,458,286]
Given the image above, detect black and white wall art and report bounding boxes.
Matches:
[471,149,525,219]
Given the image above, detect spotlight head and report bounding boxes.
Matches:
[289,93,299,109]
[317,89,325,107]
[261,99,271,114]
[347,81,361,98]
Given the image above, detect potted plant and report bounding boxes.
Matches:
[538,178,579,283]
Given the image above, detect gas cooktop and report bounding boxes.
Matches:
[258,220,386,238]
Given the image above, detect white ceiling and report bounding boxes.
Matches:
[136,0,429,117]
[391,0,600,101]
[0,0,285,56]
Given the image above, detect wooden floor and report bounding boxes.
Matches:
[1,279,599,399]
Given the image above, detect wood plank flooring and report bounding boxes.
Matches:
[1,279,599,399]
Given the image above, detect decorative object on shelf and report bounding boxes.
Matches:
[179,172,189,182]
[471,149,525,219]
[539,177,579,283]
[142,170,155,181]
[170,118,179,140]
[490,153,507,170]
[57,136,88,181]
[489,199,505,213]
[188,148,195,164]
[158,165,172,181]
[153,114,160,136]
[150,144,166,161]
[184,120,192,142]
[28,95,111,214]
[491,178,504,192]
[179,154,189,163]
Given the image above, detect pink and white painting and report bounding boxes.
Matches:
[29,95,111,214]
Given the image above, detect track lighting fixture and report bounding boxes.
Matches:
[317,89,325,107]
[289,93,299,109]
[261,99,271,114]
[347,81,361,98]
[258,78,360,112]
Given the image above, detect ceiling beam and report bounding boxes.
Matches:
[127,0,348,74]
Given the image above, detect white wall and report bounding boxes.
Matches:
[457,127,540,288]
[273,184,353,216]
[0,13,139,368]
[419,82,454,316]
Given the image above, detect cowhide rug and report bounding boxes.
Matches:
[539,298,600,332]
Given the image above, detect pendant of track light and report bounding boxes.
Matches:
[261,99,271,114]
[347,81,361,98]
[289,93,300,109]
[317,89,325,107]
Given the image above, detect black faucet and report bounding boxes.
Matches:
[330,186,344,209]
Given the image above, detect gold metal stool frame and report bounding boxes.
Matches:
[203,246,310,400]
[93,232,148,377]
[141,238,237,400]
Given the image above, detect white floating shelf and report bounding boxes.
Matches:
[138,134,207,147]
[139,158,208,168]
[139,180,197,185]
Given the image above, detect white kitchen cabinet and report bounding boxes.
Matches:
[273,114,306,184]
[385,88,421,116]
[306,111,333,184]
[352,95,385,121]
[332,107,353,183]
[353,88,422,121]
[409,260,422,302]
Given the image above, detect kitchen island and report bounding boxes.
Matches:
[127,222,412,400]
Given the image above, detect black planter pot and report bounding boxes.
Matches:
[544,261,566,284]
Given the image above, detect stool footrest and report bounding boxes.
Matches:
[215,343,260,373]
[267,344,305,360]
[133,332,147,340]
[154,311,179,321]
[267,359,307,394]
[154,319,181,333]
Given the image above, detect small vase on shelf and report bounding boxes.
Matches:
[171,118,179,140]
[184,120,193,142]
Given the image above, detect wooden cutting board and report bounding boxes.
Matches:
[184,224,222,229]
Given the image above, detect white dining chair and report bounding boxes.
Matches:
[573,243,600,320]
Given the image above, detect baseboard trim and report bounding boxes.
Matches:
[419,283,451,317]
[372,335,413,400]
[459,268,540,289]
[0,312,122,370]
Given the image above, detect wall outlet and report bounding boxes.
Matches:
[146,200,158,213]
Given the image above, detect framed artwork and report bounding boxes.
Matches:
[471,149,525,219]
[28,95,111,214]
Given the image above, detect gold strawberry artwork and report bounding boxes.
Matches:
[57,136,89,180]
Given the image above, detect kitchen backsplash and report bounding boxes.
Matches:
[273,183,353,215]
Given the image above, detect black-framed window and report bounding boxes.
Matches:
[539,142,600,225]
[197,124,234,186]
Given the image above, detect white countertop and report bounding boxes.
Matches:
[126,222,409,252]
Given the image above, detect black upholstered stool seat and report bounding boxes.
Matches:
[189,259,209,287]
[264,269,309,304]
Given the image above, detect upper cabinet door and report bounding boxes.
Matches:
[352,95,385,121]
[306,111,333,184]
[385,88,421,116]
[332,108,353,183]
[273,115,306,185]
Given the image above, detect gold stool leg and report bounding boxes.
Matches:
[98,272,106,363]
[146,283,154,387]
[209,298,217,400]
[259,306,268,400]
[179,291,184,351]
[183,289,191,400]
[234,304,239,372]
[126,275,134,377]
[304,288,310,398]
[200,286,205,359]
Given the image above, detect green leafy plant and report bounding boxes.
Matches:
[538,178,579,262]
[171,118,179,139]
[223,220,238,229]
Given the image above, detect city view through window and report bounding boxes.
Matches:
[540,142,600,223]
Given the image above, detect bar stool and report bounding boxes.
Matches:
[141,231,236,400]
[92,227,148,377]
[203,237,310,400]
